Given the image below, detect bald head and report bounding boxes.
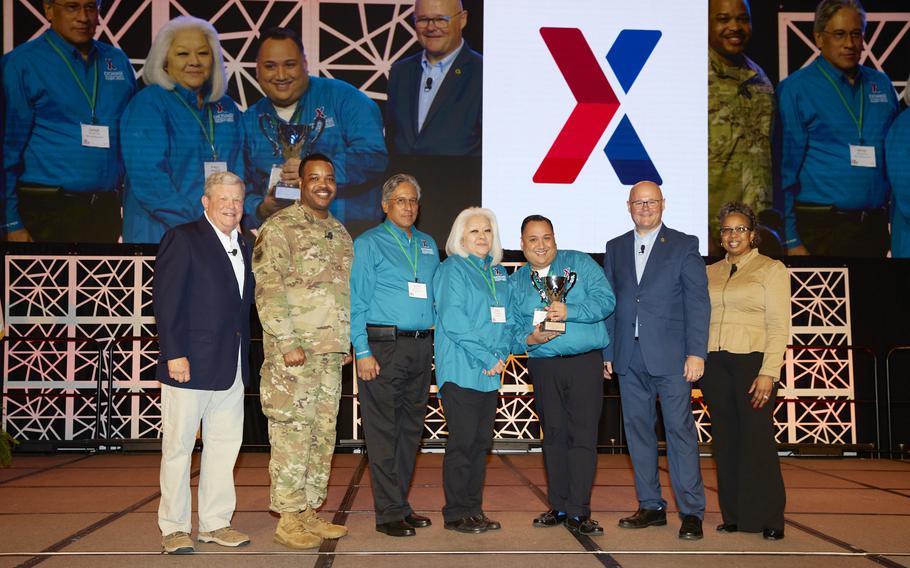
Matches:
[414,0,467,64]
[627,181,665,234]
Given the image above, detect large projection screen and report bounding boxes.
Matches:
[483,0,708,254]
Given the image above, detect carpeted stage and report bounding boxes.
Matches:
[1,451,909,567]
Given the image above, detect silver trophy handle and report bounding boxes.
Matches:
[258,113,281,157]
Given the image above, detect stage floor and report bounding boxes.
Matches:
[1,451,909,567]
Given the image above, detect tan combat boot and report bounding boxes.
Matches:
[274,512,323,549]
[297,507,348,539]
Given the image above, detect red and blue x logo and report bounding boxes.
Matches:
[534,27,662,186]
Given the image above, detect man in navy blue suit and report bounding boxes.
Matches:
[603,180,710,540]
[153,171,254,554]
[385,0,481,158]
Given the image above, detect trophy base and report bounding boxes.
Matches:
[275,183,300,201]
[540,321,566,334]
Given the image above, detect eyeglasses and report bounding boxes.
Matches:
[50,1,100,15]
[719,225,752,236]
[630,199,662,210]
[820,29,864,42]
[390,197,418,208]
[413,10,464,29]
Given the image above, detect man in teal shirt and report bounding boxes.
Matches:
[350,173,439,537]
[509,215,615,536]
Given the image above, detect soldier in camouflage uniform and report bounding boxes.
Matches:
[253,153,354,549]
[708,0,773,256]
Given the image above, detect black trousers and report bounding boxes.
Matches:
[440,382,498,522]
[700,351,786,532]
[358,336,433,524]
[528,350,604,517]
[795,203,888,257]
[17,185,121,243]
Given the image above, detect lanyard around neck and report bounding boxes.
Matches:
[45,35,98,123]
[816,60,865,143]
[383,223,419,281]
[174,92,217,160]
[462,257,498,304]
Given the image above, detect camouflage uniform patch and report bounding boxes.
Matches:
[253,204,353,512]
[708,49,774,240]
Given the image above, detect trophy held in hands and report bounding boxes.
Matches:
[531,270,577,334]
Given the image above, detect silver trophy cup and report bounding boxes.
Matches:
[531,271,577,334]
[258,113,326,200]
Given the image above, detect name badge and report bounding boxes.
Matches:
[81,124,110,148]
[849,145,876,168]
[408,281,428,299]
[204,161,228,179]
[490,306,506,323]
[532,309,548,326]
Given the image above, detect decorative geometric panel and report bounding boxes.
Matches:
[779,11,910,101]
[2,0,419,110]
[2,256,157,442]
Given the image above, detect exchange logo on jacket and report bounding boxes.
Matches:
[103,58,125,81]
[214,102,235,124]
[492,266,507,281]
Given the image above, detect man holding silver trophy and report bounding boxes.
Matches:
[508,215,616,536]
[242,27,387,235]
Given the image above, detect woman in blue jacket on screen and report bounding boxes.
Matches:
[120,16,245,243]
[433,207,512,534]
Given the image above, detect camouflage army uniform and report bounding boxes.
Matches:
[253,203,353,513]
[708,48,774,242]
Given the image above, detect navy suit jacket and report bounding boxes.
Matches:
[385,42,482,156]
[603,225,710,377]
[153,217,254,390]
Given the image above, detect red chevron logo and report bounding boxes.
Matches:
[533,27,620,184]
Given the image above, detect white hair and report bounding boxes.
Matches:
[445,207,504,265]
[905,74,910,106]
[204,171,244,196]
[142,16,228,102]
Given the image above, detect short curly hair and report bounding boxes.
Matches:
[717,201,760,246]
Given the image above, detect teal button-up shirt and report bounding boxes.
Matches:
[509,249,615,357]
[350,220,440,357]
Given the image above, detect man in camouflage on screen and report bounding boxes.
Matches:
[253,153,354,549]
[708,0,773,255]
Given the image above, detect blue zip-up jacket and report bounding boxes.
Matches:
[120,83,244,243]
[350,221,440,358]
[508,249,615,358]
[433,254,511,394]
[242,77,387,228]
[2,30,136,233]
[887,108,910,258]
[778,57,898,247]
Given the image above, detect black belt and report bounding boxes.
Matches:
[18,183,118,204]
[795,202,886,222]
[396,329,433,339]
[366,324,433,341]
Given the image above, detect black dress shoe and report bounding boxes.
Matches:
[618,508,667,529]
[678,515,704,540]
[375,520,416,537]
[471,513,501,530]
[763,528,785,540]
[566,516,604,536]
[443,517,487,534]
[404,513,432,528]
[716,523,738,533]
[533,509,567,528]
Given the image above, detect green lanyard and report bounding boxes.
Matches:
[383,223,419,281]
[462,257,498,304]
[45,36,98,124]
[816,60,865,144]
[173,92,218,160]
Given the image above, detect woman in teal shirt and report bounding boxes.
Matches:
[433,207,511,534]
